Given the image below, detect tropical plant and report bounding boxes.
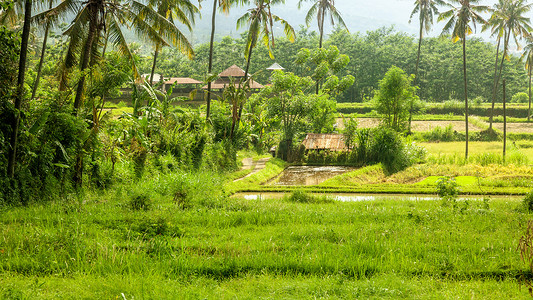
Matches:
[34,0,183,115]
[7,0,32,178]
[147,0,198,85]
[205,0,246,120]
[31,0,54,100]
[521,35,533,121]
[487,0,532,129]
[237,0,295,82]
[297,0,347,49]
[409,0,444,132]
[373,65,417,132]
[438,0,489,160]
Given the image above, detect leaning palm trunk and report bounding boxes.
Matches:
[490,29,511,130]
[8,0,32,178]
[488,36,501,130]
[73,9,98,115]
[31,1,52,100]
[149,45,160,86]
[316,7,326,94]
[410,18,424,134]
[527,66,532,122]
[462,37,469,160]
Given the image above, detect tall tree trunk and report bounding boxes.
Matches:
[73,9,97,115]
[316,6,326,94]
[149,45,160,85]
[244,39,255,82]
[527,66,532,122]
[409,18,424,134]
[503,79,506,163]
[236,41,254,134]
[490,30,511,130]
[7,0,32,178]
[206,0,217,121]
[31,0,53,100]
[488,36,501,130]
[462,37,469,161]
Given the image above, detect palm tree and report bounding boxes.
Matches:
[7,0,32,178]
[408,0,444,133]
[31,0,54,100]
[522,36,533,122]
[206,0,244,120]
[486,0,532,129]
[298,0,347,93]
[148,0,198,86]
[35,0,182,115]
[237,0,295,82]
[298,0,347,49]
[483,0,506,130]
[438,0,489,160]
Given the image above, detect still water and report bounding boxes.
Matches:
[233,192,520,202]
[271,165,355,186]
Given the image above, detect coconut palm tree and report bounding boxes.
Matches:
[298,0,347,94]
[237,0,295,82]
[486,0,532,129]
[522,36,533,122]
[438,0,489,160]
[31,0,54,100]
[34,0,182,115]
[148,0,198,85]
[408,0,444,133]
[483,0,506,130]
[297,0,347,49]
[7,0,32,178]
[206,0,245,120]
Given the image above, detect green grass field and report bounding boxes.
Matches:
[1,193,531,298]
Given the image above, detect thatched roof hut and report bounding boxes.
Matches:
[203,65,264,90]
[302,133,347,151]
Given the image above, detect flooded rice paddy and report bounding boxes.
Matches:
[271,165,355,186]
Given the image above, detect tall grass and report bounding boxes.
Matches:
[0,195,530,298]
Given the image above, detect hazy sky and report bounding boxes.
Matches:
[195,0,533,43]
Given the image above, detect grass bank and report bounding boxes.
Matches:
[0,194,531,298]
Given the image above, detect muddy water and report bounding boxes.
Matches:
[271,166,355,186]
[233,192,520,202]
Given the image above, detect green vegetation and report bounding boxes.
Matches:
[4,0,533,297]
[0,193,531,298]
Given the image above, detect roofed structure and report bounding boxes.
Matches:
[164,77,202,85]
[203,64,264,90]
[302,133,347,151]
[266,62,285,71]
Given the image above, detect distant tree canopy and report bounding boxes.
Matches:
[142,26,528,104]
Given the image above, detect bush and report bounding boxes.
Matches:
[523,190,533,211]
[285,190,334,204]
[437,176,459,208]
[511,92,529,103]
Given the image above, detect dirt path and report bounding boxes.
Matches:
[233,157,271,182]
[336,118,484,132]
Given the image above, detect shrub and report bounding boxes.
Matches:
[511,92,528,103]
[436,176,459,208]
[523,190,533,211]
[285,190,334,204]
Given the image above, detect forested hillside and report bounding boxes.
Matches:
[137,27,528,103]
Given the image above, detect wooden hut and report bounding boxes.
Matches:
[203,65,264,91]
[302,133,347,151]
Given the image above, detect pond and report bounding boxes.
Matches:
[270,165,355,186]
[233,192,520,202]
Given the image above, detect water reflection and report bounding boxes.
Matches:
[234,192,519,202]
[272,166,355,186]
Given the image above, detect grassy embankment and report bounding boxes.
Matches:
[1,191,531,298]
[226,141,533,195]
